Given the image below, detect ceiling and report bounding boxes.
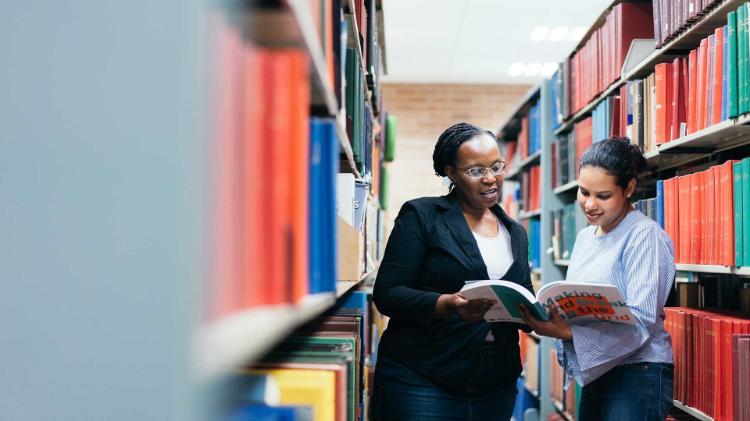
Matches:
[381,0,614,84]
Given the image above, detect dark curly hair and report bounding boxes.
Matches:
[433,122,496,177]
[579,137,648,195]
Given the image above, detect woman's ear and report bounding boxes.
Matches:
[625,178,636,199]
[444,165,455,182]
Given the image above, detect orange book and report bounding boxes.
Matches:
[263,51,295,305]
[714,167,722,267]
[655,63,670,145]
[712,27,724,125]
[678,176,691,263]
[702,36,712,130]
[696,39,707,131]
[706,167,716,264]
[289,52,311,303]
[243,43,267,308]
[690,172,702,264]
[212,16,243,316]
[671,58,680,141]
[687,49,698,134]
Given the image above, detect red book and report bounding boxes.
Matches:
[706,168,716,264]
[288,51,310,303]
[681,55,689,137]
[697,39,707,131]
[712,27,724,125]
[263,51,297,305]
[655,62,672,145]
[243,43,266,308]
[687,49,698,134]
[671,57,681,141]
[690,172,702,264]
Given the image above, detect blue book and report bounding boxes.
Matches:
[723,25,729,121]
[656,180,665,229]
[308,118,339,294]
[227,404,300,421]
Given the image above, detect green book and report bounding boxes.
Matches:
[384,115,397,162]
[742,158,750,265]
[738,5,746,114]
[379,165,389,211]
[729,11,739,117]
[734,162,744,266]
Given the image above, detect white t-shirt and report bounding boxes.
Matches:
[471,218,513,280]
[472,218,514,342]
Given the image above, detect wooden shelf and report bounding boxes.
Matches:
[506,151,541,180]
[496,84,542,140]
[554,259,570,267]
[673,400,713,421]
[194,292,337,383]
[554,78,626,136]
[645,114,750,172]
[554,180,579,195]
[519,209,542,220]
[623,0,746,81]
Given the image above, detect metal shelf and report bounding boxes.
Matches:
[519,209,543,220]
[674,263,750,276]
[554,180,579,195]
[554,260,570,267]
[193,292,336,383]
[673,400,713,421]
[554,78,625,136]
[496,84,542,140]
[646,114,750,172]
[506,151,542,180]
[552,400,575,421]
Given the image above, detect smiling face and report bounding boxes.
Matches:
[577,166,635,233]
[445,134,504,211]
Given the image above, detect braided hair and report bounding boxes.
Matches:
[433,122,496,177]
[579,137,647,199]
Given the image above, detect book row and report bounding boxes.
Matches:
[224,291,386,421]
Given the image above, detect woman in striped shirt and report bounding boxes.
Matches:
[520,138,676,420]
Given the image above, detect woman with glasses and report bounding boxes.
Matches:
[371,122,532,420]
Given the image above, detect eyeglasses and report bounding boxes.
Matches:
[456,161,507,179]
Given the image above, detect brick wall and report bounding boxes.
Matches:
[381,83,531,228]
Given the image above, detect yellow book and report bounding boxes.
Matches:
[250,368,336,421]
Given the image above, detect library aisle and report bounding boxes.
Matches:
[2,1,750,421]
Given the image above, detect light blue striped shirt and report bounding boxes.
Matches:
[555,210,675,386]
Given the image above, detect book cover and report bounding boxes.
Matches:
[459,280,636,326]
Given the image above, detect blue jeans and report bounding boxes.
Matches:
[578,362,674,421]
[372,354,517,421]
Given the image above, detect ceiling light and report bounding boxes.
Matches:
[508,62,525,76]
[549,26,569,42]
[529,26,549,42]
[568,26,587,41]
[523,62,542,76]
[541,62,558,77]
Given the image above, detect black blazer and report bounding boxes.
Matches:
[373,193,533,390]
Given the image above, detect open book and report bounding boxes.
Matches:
[459,280,636,325]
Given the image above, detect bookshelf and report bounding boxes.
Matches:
[497,2,750,419]
[203,0,391,418]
